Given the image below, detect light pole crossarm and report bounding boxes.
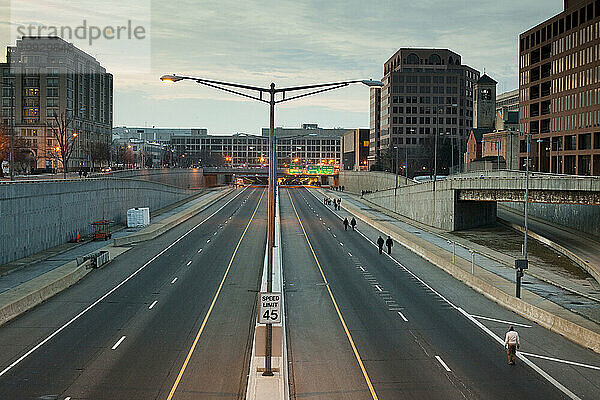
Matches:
[195,80,268,103]
[276,79,381,93]
[276,83,350,104]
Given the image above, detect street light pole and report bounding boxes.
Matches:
[9,80,14,181]
[394,145,399,196]
[160,73,383,376]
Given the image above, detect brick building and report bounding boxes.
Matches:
[519,0,600,175]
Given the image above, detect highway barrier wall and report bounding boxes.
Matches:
[338,171,410,194]
[100,168,205,189]
[0,178,198,265]
[501,202,600,240]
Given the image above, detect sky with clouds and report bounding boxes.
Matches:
[0,0,562,134]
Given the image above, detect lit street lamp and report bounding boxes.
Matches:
[161,73,383,375]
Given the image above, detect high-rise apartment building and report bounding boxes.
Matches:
[519,0,600,175]
[369,48,479,171]
[0,37,113,172]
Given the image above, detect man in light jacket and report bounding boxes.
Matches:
[504,326,520,365]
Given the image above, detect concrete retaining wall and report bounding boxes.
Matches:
[0,178,198,265]
[364,184,496,231]
[338,171,409,194]
[501,202,600,240]
[100,168,205,189]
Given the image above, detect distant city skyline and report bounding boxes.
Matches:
[0,0,563,133]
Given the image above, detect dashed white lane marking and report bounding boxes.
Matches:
[471,315,532,328]
[348,252,352,256]
[339,242,344,246]
[149,300,158,310]
[435,355,451,372]
[374,285,383,292]
[519,352,600,371]
[112,336,126,350]
[198,249,202,253]
[213,231,217,236]
[186,261,192,266]
[359,267,365,272]
[64,397,71,400]
[207,239,211,243]
[171,277,178,284]
[327,227,331,230]
[397,311,409,322]
[333,234,337,238]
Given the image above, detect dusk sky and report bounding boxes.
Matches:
[1,0,563,134]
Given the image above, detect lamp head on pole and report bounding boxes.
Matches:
[160,74,184,83]
[361,79,384,87]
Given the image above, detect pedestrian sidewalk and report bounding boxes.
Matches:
[317,188,600,354]
[0,187,233,326]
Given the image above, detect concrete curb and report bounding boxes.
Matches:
[0,259,91,326]
[246,192,288,400]
[319,188,600,354]
[113,187,233,247]
[499,219,600,285]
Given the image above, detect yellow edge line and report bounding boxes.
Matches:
[166,188,265,400]
[286,188,379,400]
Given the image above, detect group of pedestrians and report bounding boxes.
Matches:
[343,217,356,231]
[324,197,342,210]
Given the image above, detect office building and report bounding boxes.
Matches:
[519,0,600,175]
[496,89,519,115]
[0,36,113,172]
[171,126,344,169]
[369,48,480,171]
[342,128,370,170]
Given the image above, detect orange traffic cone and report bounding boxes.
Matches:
[76,231,79,242]
[70,232,75,242]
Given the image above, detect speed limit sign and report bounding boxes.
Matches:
[258,292,281,324]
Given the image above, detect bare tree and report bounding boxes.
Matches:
[48,112,79,178]
[84,141,110,171]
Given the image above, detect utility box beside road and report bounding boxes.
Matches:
[127,207,150,227]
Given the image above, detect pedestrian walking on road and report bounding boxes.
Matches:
[343,218,349,231]
[386,236,393,254]
[377,236,384,254]
[350,217,356,230]
[504,326,520,365]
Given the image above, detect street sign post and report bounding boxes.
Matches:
[258,292,281,324]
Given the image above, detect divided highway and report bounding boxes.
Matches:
[0,187,267,400]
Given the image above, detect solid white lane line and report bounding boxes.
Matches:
[303,187,582,400]
[435,356,451,372]
[375,285,383,292]
[149,300,158,309]
[171,277,178,284]
[112,336,126,350]
[471,315,532,328]
[186,261,192,266]
[0,187,250,378]
[198,249,202,253]
[519,352,600,371]
[397,311,409,322]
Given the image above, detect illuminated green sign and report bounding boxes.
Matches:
[289,166,303,175]
[306,165,320,175]
[321,166,335,175]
